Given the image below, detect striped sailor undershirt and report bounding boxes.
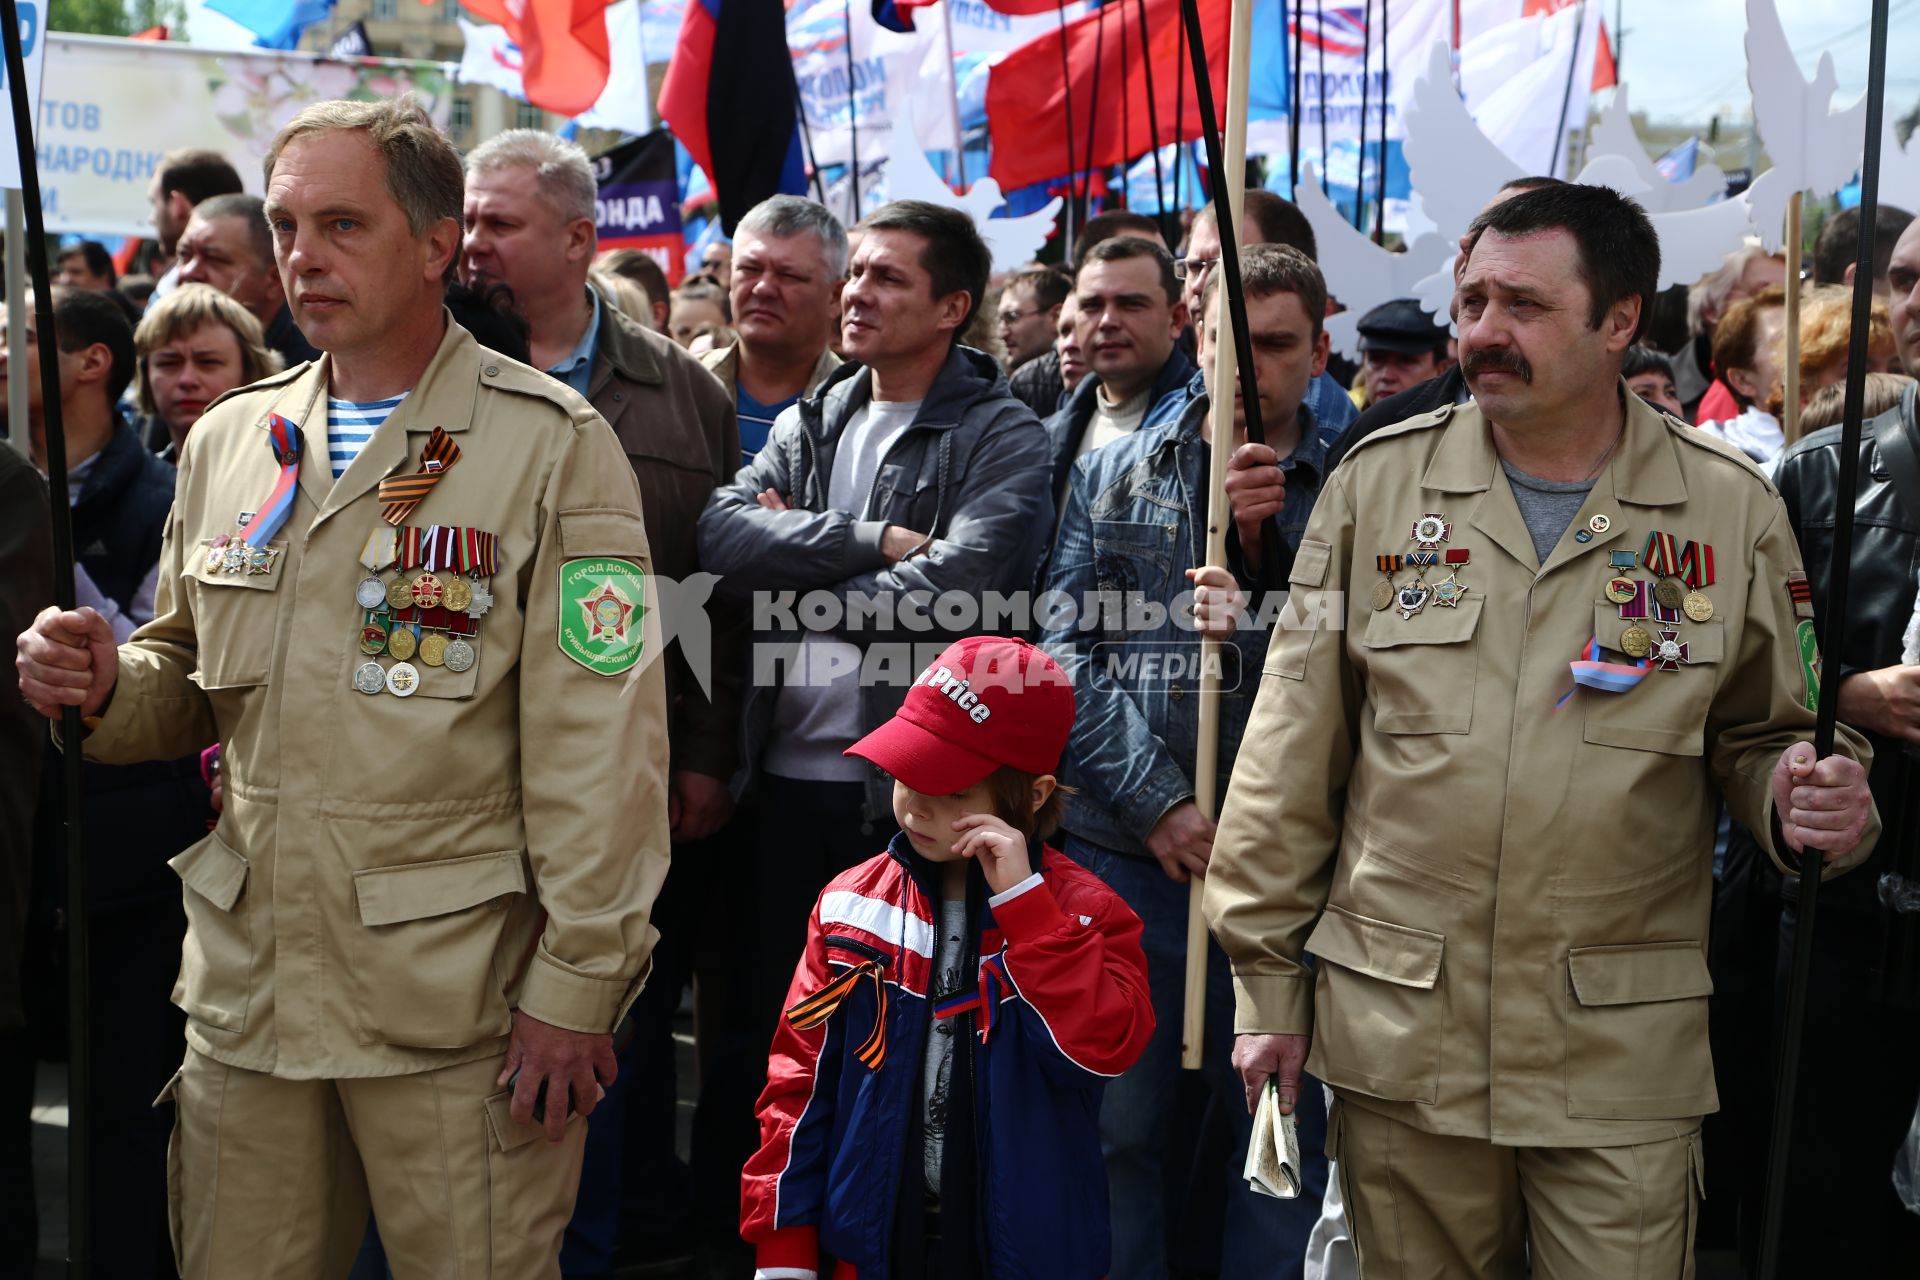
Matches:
[326,393,408,479]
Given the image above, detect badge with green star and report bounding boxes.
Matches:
[559,557,646,676]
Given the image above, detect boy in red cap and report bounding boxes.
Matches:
[741,636,1155,1280]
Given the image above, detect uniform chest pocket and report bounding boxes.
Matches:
[1357,596,1482,735]
[184,539,288,689]
[1583,605,1723,756]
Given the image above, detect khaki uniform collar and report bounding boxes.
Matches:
[1422,380,1689,575]
[261,313,481,528]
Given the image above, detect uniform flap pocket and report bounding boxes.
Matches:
[560,510,648,558]
[1361,596,1483,649]
[483,1089,549,1153]
[1290,539,1331,588]
[168,830,249,912]
[1568,941,1712,1006]
[352,849,527,927]
[188,539,289,591]
[1305,905,1444,989]
[1591,605,1724,663]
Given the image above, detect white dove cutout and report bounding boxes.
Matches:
[1584,86,1727,214]
[1401,41,1524,245]
[1401,37,1760,295]
[1743,0,1868,251]
[884,109,1062,274]
[1294,161,1455,360]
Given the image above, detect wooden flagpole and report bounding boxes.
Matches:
[1783,192,1803,443]
[1181,0,1255,1072]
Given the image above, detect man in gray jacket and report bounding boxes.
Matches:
[697,198,1051,1032]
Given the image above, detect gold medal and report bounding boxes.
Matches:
[1684,591,1714,623]
[1604,576,1637,605]
[1621,624,1653,659]
[386,575,414,610]
[387,627,418,661]
[411,572,445,609]
[442,576,473,612]
[1654,579,1685,611]
[419,633,449,667]
[1370,579,1394,611]
[358,623,387,656]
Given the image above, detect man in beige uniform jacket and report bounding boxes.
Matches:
[1204,185,1876,1277]
[17,101,669,1276]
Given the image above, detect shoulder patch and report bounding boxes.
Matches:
[558,556,647,676]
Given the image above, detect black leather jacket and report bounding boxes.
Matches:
[1773,382,1920,937]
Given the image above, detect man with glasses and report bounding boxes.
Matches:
[1006,266,1074,418]
[1178,193,1358,439]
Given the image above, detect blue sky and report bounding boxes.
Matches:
[180,0,1920,127]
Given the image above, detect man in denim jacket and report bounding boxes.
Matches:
[1037,245,1345,1279]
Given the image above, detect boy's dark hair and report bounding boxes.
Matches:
[54,287,137,403]
[1621,344,1676,382]
[1202,242,1329,341]
[858,199,993,334]
[985,767,1071,842]
[1812,203,1914,287]
[1078,236,1179,305]
[1466,183,1660,344]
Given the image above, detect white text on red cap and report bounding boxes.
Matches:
[918,665,992,724]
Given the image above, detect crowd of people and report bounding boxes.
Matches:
[4,94,1920,1280]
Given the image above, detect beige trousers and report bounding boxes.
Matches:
[157,1046,587,1279]
[1328,1096,1703,1280]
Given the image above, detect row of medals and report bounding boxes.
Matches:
[350,570,494,697]
[1610,568,1712,661]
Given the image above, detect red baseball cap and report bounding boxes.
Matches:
[845,636,1076,795]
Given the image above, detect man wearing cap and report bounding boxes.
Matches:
[1354,297,1452,411]
[1203,184,1876,1274]
[16,99,670,1273]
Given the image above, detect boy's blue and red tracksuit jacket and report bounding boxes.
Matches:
[741,832,1156,1279]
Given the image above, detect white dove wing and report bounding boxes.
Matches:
[969,178,1063,275]
[1744,0,1812,187]
[1804,70,1868,200]
[1296,162,1396,360]
[882,109,1059,274]
[1650,193,1761,292]
[1403,40,1523,243]
[1744,0,1867,201]
[885,108,958,206]
[1579,85,1725,214]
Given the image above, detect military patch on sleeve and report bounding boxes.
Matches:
[1786,571,1815,618]
[1796,618,1822,712]
[559,557,647,676]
